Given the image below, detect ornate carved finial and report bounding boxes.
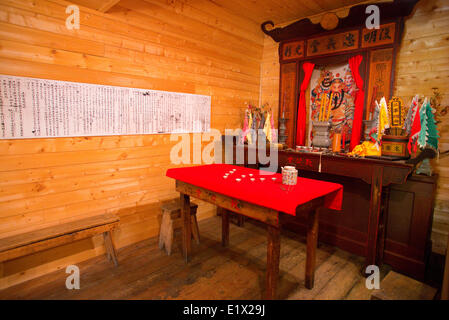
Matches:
[320,12,339,30]
[261,21,275,36]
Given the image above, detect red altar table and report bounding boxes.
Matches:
[166,164,343,299]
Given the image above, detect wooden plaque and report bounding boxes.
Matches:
[281,40,305,61]
[280,62,298,147]
[362,23,396,48]
[306,30,359,57]
[366,48,394,120]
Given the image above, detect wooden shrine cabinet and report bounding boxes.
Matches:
[384,174,437,280]
[262,0,419,148]
[283,168,437,281]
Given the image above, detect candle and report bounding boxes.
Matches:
[320,93,327,121]
[326,93,334,121]
[332,133,341,152]
[324,92,330,120]
[319,95,324,121]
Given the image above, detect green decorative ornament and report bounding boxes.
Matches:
[417,99,439,151]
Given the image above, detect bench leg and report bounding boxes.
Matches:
[159,210,175,255]
[166,220,174,255]
[103,231,118,267]
[159,211,168,250]
[191,213,200,245]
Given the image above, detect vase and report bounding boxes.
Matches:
[363,119,375,141]
[278,118,288,145]
[312,121,331,148]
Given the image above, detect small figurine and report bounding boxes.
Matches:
[240,102,276,144]
[348,97,389,157]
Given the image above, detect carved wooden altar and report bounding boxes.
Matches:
[246,0,435,281]
[262,0,419,149]
[222,139,435,280]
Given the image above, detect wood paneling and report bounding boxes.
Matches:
[259,0,449,254]
[205,0,370,25]
[0,0,263,289]
[260,36,280,126]
[394,0,449,255]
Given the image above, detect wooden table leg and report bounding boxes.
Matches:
[366,166,383,268]
[305,208,319,289]
[376,186,390,265]
[181,193,191,263]
[237,214,245,227]
[265,224,280,300]
[222,208,229,247]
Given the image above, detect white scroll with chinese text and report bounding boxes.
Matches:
[0,75,211,139]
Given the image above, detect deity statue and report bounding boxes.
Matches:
[328,76,355,141]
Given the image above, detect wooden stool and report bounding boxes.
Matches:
[371,271,437,300]
[159,199,199,255]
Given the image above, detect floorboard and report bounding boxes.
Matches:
[0,216,386,300]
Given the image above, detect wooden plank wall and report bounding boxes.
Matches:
[0,0,263,289]
[259,0,449,255]
[396,0,449,255]
[260,36,280,127]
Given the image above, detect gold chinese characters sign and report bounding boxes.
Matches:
[281,40,305,60]
[388,97,406,136]
[362,23,396,48]
[280,23,397,62]
[381,139,407,157]
[306,31,359,57]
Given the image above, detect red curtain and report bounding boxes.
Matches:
[296,62,315,146]
[348,55,364,151]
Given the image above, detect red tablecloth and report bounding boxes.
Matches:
[166,164,343,215]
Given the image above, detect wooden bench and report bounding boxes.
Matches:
[0,214,120,273]
[159,199,199,255]
[371,271,437,300]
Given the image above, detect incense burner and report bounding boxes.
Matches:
[312,121,331,148]
[278,117,288,145]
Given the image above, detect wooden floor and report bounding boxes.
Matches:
[0,216,389,300]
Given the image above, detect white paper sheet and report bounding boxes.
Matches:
[0,75,211,139]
